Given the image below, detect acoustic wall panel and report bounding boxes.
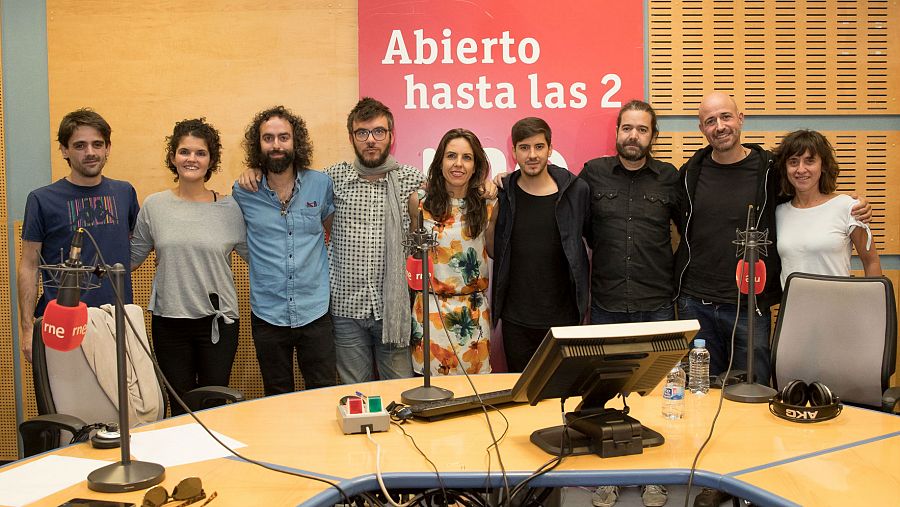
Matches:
[649,0,899,114]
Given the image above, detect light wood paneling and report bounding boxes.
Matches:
[46,0,360,202]
[0,32,17,461]
[649,0,899,114]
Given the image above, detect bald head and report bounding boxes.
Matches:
[698,92,744,160]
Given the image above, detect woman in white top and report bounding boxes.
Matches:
[774,129,881,288]
[131,118,247,414]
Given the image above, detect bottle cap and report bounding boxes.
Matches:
[694,338,705,348]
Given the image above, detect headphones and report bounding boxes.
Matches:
[769,380,842,423]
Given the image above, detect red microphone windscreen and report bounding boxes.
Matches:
[735,260,767,295]
[406,255,434,291]
[41,299,89,351]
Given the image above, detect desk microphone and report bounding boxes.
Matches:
[736,259,766,295]
[41,229,89,351]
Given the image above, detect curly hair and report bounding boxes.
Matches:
[773,129,840,197]
[165,118,222,182]
[243,105,313,173]
[424,129,489,238]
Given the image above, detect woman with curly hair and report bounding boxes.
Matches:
[411,128,494,375]
[131,118,247,414]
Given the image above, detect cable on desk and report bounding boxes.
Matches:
[507,397,618,503]
[81,230,354,506]
[430,291,512,507]
[391,421,449,503]
[682,271,745,507]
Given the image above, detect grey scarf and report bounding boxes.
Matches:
[353,155,410,346]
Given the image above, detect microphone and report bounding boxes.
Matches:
[736,259,766,295]
[406,255,434,291]
[733,205,771,296]
[41,229,89,351]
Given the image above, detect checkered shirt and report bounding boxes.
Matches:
[325,161,424,319]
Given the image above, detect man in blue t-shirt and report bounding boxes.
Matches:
[17,109,139,362]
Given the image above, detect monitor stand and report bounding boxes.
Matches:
[530,408,664,458]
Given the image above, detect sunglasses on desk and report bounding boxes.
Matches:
[142,477,217,507]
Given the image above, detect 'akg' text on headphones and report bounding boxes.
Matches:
[769,380,842,423]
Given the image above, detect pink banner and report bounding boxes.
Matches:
[359,0,644,176]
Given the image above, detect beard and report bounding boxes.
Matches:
[616,140,650,162]
[354,144,390,168]
[263,150,294,174]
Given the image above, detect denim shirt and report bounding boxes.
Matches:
[232,169,335,327]
[579,156,681,312]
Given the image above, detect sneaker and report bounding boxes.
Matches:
[694,487,733,507]
[592,485,619,507]
[641,484,668,506]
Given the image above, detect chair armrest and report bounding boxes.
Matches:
[883,386,900,413]
[19,414,88,458]
[181,386,245,411]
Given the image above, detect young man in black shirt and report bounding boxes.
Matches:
[580,100,681,324]
[487,117,591,373]
[579,100,677,507]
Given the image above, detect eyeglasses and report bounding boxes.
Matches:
[353,127,389,142]
[143,477,215,507]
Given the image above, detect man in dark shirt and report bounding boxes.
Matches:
[580,100,681,325]
[675,92,870,507]
[487,117,591,372]
[580,101,678,507]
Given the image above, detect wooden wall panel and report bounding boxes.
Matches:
[12,224,38,461]
[649,0,899,114]
[655,131,900,255]
[0,33,17,461]
[46,0,359,202]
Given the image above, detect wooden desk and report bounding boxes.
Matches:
[6,374,900,506]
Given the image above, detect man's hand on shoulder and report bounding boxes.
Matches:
[238,168,262,192]
[491,172,510,191]
[480,178,498,199]
[849,193,872,223]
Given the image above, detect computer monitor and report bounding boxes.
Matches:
[510,319,699,458]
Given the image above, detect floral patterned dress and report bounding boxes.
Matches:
[412,198,493,375]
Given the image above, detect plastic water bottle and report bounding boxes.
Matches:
[662,362,686,419]
[688,339,711,395]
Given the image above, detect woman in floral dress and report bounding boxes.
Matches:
[412,128,493,375]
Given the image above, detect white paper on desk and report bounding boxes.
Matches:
[0,455,112,507]
[130,423,246,467]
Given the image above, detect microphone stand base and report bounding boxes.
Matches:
[723,382,777,403]
[87,460,165,493]
[401,385,454,405]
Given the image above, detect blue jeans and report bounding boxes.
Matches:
[676,295,771,386]
[333,315,413,384]
[590,302,675,324]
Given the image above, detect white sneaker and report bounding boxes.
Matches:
[592,485,619,507]
[641,484,668,506]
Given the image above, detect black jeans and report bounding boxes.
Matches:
[151,314,239,415]
[501,320,551,373]
[250,312,337,395]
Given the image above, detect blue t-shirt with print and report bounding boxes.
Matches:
[22,177,139,315]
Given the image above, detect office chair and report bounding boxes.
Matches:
[19,304,244,458]
[771,273,899,413]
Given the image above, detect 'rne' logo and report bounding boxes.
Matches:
[42,321,88,340]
